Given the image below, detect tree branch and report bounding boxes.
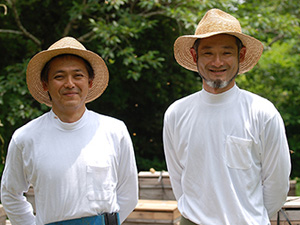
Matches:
[139,10,166,18]
[8,0,41,48]
[63,0,88,36]
[0,29,22,34]
[63,18,77,37]
[268,34,284,47]
[77,30,95,42]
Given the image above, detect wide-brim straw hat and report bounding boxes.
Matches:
[26,36,109,106]
[174,9,264,74]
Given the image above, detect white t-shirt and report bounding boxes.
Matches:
[163,85,291,225]
[1,109,138,225]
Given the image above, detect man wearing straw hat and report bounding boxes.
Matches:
[163,9,291,225]
[1,37,138,225]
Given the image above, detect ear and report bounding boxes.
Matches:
[239,46,246,63]
[89,80,93,88]
[42,82,48,91]
[190,48,198,63]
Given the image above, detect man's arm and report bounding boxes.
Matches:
[260,112,291,218]
[116,123,138,223]
[163,110,184,200]
[1,137,36,225]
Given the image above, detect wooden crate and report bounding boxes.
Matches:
[270,197,300,225]
[124,199,181,225]
[289,180,297,196]
[138,171,176,200]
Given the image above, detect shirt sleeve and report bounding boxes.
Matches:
[163,109,184,200]
[116,123,138,223]
[260,112,291,218]
[1,137,36,225]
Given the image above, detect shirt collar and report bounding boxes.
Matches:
[49,108,88,131]
[200,84,239,105]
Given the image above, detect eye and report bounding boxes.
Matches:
[53,74,64,80]
[74,73,84,79]
[203,52,213,56]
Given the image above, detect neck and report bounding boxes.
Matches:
[203,80,235,94]
[52,106,86,123]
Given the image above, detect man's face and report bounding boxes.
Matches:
[42,55,92,116]
[191,34,246,94]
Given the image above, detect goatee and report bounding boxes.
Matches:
[205,79,229,89]
[197,67,239,90]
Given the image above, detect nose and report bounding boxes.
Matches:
[211,54,224,67]
[64,76,75,88]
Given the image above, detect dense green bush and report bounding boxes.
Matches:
[1,0,300,176]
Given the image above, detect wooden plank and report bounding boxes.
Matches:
[282,197,300,209]
[138,171,171,178]
[276,211,300,220]
[125,199,181,224]
[124,219,180,225]
[288,180,297,196]
[270,197,300,224]
[124,218,180,225]
[139,180,172,187]
[134,200,178,212]
[139,189,176,201]
[138,172,176,200]
[128,211,174,220]
[271,221,300,225]
[139,177,172,187]
[139,185,173,189]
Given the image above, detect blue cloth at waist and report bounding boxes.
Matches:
[46,213,120,225]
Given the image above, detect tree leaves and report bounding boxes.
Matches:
[1,0,300,174]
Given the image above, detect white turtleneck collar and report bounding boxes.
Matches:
[200,84,239,106]
[49,108,89,131]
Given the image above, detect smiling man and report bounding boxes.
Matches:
[190,34,246,93]
[1,37,138,225]
[163,9,291,225]
[41,54,93,122]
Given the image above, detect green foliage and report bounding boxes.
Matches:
[0,0,204,172]
[235,0,300,176]
[0,119,4,164]
[1,0,300,176]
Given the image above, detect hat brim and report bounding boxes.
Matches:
[174,32,264,74]
[26,48,109,107]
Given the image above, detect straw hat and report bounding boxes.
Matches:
[26,36,109,106]
[174,9,264,74]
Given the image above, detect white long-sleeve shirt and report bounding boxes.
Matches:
[1,109,138,225]
[163,85,291,225]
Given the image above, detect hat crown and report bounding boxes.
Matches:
[195,9,242,35]
[48,37,86,50]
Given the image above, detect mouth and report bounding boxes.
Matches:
[210,68,226,72]
[63,92,78,97]
[209,69,227,75]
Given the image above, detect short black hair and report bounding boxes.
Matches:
[40,54,94,84]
